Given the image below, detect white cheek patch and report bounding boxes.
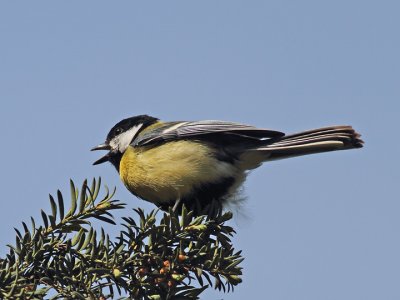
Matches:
[110,124,143,152]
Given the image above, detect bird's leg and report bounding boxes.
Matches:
[172,198,182,212]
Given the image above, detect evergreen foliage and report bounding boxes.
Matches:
[0,178,243,299]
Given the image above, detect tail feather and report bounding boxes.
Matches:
[255,125,363,161]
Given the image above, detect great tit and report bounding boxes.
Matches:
[92,115,363,215]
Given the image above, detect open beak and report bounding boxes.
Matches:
[91,143,112,165]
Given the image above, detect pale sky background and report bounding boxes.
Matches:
[0,1,399,299]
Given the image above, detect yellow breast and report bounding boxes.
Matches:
[119,141,237,204]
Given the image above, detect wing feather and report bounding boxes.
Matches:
[134,120,284,146]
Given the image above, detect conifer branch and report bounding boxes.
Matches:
[0,178,243,299]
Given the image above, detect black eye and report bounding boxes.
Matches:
[114,127,122,134]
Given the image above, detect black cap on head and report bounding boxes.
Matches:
[106,115,159,142]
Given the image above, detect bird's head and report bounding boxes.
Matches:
[91,115,158,168]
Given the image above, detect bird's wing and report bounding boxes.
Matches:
[133,120,284,146]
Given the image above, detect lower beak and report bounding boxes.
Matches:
[93,154,110,165]
[91,143,112,165]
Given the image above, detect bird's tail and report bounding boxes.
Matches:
[240,125,363,169]
[259,125,363,160]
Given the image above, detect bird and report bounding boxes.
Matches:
[92,115,363,216]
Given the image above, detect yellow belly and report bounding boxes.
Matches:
[119,141,236,204]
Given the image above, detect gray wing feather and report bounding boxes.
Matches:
[134,120,284,146]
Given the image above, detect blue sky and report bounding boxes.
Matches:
[0,1,399,299]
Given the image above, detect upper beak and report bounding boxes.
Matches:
[91,143,111,151]
[91,143,112,165]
